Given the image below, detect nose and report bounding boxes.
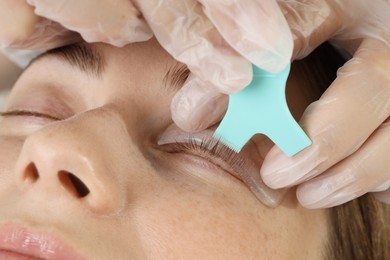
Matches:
[14,109,132,214]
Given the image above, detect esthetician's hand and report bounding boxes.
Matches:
[0,0,81,49]
[0,0,292,101]
[259,0,390,208]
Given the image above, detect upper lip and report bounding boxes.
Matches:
[0,222,85,260]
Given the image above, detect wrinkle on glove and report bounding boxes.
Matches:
[26,0,153,46]
[0,0,81,50]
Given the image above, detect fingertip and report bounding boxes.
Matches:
[296,184,322,209]
[372,187,390,205]
[260,147,295,189]
[248,37,293,73]
[297,181,363,209]
[171,76,228,132]
[170,95,203,132]
[190,55,252,94]
[373,189,390,204]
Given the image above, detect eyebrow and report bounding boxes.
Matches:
[28,43,190,90]
[163,63,190,92]
[29,44,105,77]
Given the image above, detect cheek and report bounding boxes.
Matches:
[129,176,275,258]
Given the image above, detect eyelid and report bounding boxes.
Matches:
[160,136,245,176]
[0,110,61,121]
[4,83,76,121]
[164,135,245,169]
[157,126,287,208]
[0,109,62,136]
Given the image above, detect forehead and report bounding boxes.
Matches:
[102,39,177,73]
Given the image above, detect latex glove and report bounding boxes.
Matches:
[1,0,293,122]
[0,0,151,49]
[0,0,81,50]
[259,0,390,208]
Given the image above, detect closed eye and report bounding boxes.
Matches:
[159,136,247,178]
[0,110,61,121]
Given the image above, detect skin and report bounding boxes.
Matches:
[0,39,327,259]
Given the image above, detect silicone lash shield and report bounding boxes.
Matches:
[214,64,311,157]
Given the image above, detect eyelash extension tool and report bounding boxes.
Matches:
[214,64,311,157]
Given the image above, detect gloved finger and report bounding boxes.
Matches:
[0,0,39,48]
[27,0,153,47]
[199,0,293,73]
[0,0,81,50]
[373,188,390,204]
[296,117,390,208]
[171,74,228,132]
[260,38,390,189]
[7,20,81,50]
[279,0,390,60]
[134,0,253,131]
[278,0,344,60]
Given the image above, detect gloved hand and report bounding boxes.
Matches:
[0,0,293,121]
[0,0,81,49]
[260,0,390,208]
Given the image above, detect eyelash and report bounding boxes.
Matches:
[165,136,245,173]
[0,110,61,121]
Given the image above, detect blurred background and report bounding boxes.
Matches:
[0,51,23,110]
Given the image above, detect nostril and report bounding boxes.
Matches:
[24,163,39,183]
[58,171,90,198]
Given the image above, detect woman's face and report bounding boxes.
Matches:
[0,39,327,259]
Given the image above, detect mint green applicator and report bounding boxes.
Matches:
[214,64,311,157]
